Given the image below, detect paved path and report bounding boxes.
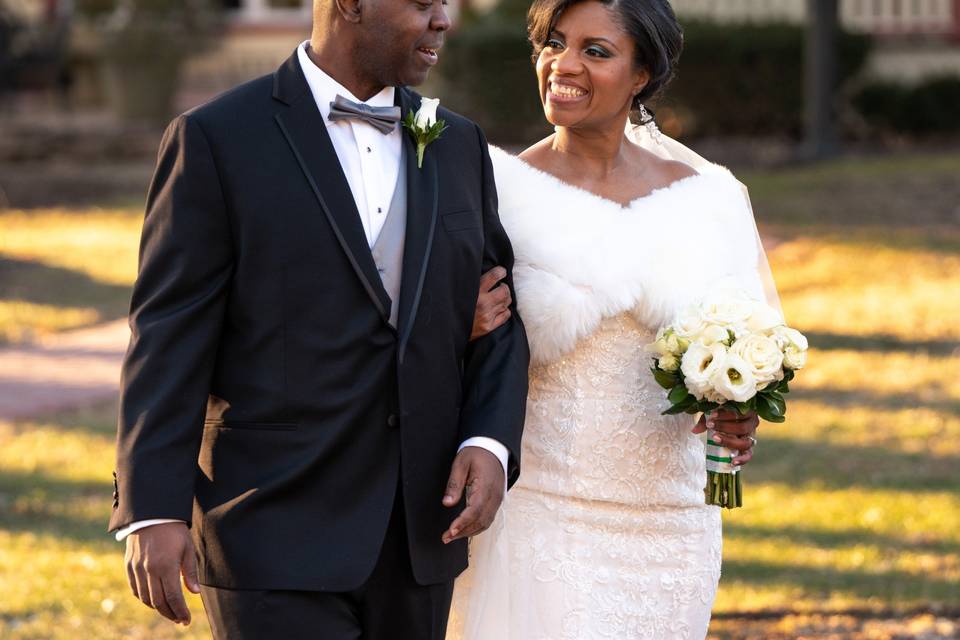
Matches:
[0,319,129,421]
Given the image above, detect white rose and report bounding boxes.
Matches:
[673,306,708,341]
[414,97,440,128]
[658,354,680,372]
[698,324,731,346]
[647,327,690,358]
[710,352,757,403]
[680,343,727,400]
[773,326,809,350]
[700,290,753,327]
[730,333,784,387]
[784,346,807,370]
[747,301,784,334]
[773,326,809,370]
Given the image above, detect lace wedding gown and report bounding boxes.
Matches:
[447,127,778,640]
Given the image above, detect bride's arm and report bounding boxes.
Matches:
[471,267,512,340]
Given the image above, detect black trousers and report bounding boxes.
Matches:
[199,485,455,640]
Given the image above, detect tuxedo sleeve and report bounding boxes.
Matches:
[108,114,234,532]
[458,124,530,489]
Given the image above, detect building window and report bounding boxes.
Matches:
[224,0,312,23]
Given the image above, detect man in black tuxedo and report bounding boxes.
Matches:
[108,0,528,636]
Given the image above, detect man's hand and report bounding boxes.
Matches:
[125,521,200,625]
[692,408,759,466]
[441,446,505,544]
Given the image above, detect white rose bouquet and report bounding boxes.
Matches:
[646,289,808,508]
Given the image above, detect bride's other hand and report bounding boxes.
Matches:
[470,266,511,341]
[692,409,759,466]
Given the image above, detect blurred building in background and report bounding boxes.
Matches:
[671,0,960,82]
[1,0,959,150]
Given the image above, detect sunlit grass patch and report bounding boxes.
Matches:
[0,208,140,343]
[0,208,142,287]
[766,230,960,342]
[717,483,960,613]
[0,404,211,640]
[0,301,101,343]
[713,223,960,621]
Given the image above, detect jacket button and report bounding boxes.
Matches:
[387,414,398,428]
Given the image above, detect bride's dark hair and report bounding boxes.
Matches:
[527,0,683,103]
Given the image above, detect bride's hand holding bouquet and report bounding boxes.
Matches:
[647,289,809,508]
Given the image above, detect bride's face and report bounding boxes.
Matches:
[535,1,649,130]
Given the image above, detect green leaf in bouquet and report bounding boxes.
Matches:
[700,401,720,413]
[668,384,692,405]
[663,394,698,415]
[783,368,795,383]
[767,391,787,417]
[652,366,679,389]
[777,380,791,393]
[756,394,786,423]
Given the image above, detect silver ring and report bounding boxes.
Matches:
[746,435,757,447]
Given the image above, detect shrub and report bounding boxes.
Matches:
[438,14,871,144]
[665,21,871,137]
[853,75,960,134]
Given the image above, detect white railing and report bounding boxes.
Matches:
[670,0,957,34]
[841,0,955,34]
[228,0,312,26]
[671,0,805,24]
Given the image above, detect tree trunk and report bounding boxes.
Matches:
[803,0,840,160]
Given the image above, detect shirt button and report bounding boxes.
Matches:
[387,414,398,428]
[377,207,382,214]
[367,147,372,153]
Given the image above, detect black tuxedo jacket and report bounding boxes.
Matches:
[109,51,529,591]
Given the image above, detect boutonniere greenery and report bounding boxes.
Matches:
[402,97,447,169]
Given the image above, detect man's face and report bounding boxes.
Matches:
[355,0,451,87]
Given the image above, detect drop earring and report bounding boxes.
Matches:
[638,103,663,145]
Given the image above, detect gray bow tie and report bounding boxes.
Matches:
[328,94,401,134]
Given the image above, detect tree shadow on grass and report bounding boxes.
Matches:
[10,399,121,438]
[749,436,959,493]
[724,522,960,557]
[721,558,960,604]
[788,387,960,415]
[0,257,131,321]
[801,331,960,357]
[0,467,114,546]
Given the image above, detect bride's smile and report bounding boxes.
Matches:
[535,1,648,129]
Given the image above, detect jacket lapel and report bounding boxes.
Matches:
[272,51,393,324]
[396,88,440,363]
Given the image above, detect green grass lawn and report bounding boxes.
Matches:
[0,208,141,344]
[1,152,958,638]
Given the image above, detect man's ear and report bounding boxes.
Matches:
[334,0,362,24]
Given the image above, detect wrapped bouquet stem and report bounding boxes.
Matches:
[704,423,742,508]
[647,289,808,509]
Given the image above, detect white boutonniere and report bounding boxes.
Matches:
[402,97,447,169]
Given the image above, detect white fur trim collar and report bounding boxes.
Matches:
[490,146,762,365]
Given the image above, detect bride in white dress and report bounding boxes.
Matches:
[450,0,781,638]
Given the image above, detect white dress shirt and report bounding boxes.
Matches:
[115,42,508,541]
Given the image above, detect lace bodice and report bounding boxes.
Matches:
[520,313,708,509]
